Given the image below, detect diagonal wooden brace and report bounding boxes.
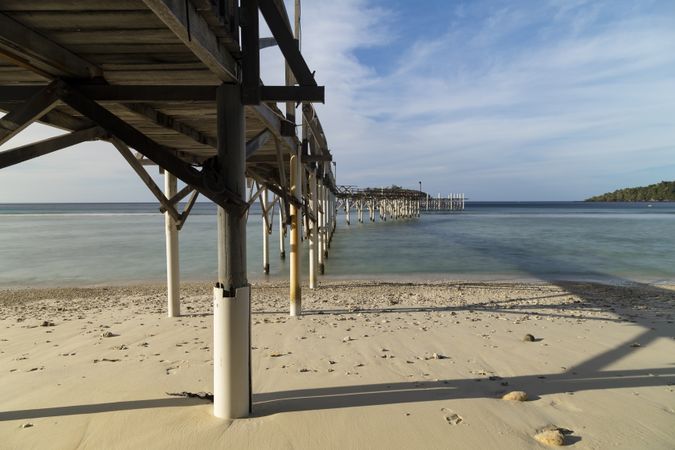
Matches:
[0,80,62,147]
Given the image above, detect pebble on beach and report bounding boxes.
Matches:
[502,391,528,401]
[534,429,564,446]
[534,426,570,446]
[523,334,535,342]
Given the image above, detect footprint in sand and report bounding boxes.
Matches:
[441,408,463,425]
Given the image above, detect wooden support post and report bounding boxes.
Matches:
[0,81,60,146]
[165,171,180,318]
[279,206,286,259]
[262,188,270,274]
[345,199,350,225]
[289,154,301,316]
[322,180,328,258]
[309,168,318,289]
[318,183,325,274]
[213,83,250,420]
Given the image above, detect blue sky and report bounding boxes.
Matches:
[1,0,675,201]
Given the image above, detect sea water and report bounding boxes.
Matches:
[1,202,674,287]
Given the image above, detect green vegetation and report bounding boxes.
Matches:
[586,181,675,202]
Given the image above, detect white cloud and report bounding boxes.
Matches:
[1,0,674,201]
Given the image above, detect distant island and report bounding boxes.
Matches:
[586,181,675,202]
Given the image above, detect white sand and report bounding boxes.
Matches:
[1,280,674,449]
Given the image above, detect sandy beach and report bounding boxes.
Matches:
[1,280,674,449]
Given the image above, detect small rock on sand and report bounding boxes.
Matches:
[342,336,352,342]
[534,429,564,446]
[40,321,54,327]
[100,331,118,338]
[523,334,535,342]
[534,425,572,446]
[502,391,528,401]
[21,423,33,428]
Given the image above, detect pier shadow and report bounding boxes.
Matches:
[253,366,675,415]
[0,397,203,422]
[256,238,675,415]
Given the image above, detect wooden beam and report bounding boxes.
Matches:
[258,0,316,87]
[246,129,271,159]
[111,137,181,222]
[260,86,324,103]
[250,104,295,152]
[143,0,238,82]
[0,13,101,79]
[177,189,199,230]
[259,37,277,49]
[0,85,219,103]
[0,102,93,133]
[0,126,105,169]
[241,0,260,105]
[0,81,61,146]
[57,82,242,209]
[302,103,328,151]
[170,184,196,205]
[123,103,216,147]
[302,153,332,163]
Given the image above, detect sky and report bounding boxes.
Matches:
[1,0,675,202]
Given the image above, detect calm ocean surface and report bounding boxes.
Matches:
[1,202,674,287]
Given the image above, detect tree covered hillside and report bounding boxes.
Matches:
[586,181,675,202]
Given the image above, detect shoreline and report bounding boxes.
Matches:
[1,279,674,448]
[2,272,675,291]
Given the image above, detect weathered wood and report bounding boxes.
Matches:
[302,153,332,163]
[0,81,61,146]
[142,0,238,82]
[258,0,316,87]
[123,103,217,147]
[260,85,324,103]
[0,85,218,103]
[111,137,181,222]
[0,102,93,132]
[177,189,199,230]
[0,126,105,169]
[216,82,247,290]
[58,82,242,209]
[5,11,167,31]
[245,129,271,159]
[0,1,146,11]
[0,13,101,78]
[241,0,260,105]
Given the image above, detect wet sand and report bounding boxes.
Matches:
[1,280,674,449]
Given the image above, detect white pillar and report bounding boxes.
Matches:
[309,169,318,288]
[345,199,350,225]
[289,154,301,316]
[213,285,250,419]
[164,171,180,317]
[262,189,269,274]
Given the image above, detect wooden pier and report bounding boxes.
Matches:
[0,0,339,420]
[423,193,466,211]
[0,0,464,420]
[337,186,423,223]
[337,186,465,224]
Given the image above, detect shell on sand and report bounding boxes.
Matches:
[502,391,528,401]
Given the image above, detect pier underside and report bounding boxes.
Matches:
[0,0,335,419]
